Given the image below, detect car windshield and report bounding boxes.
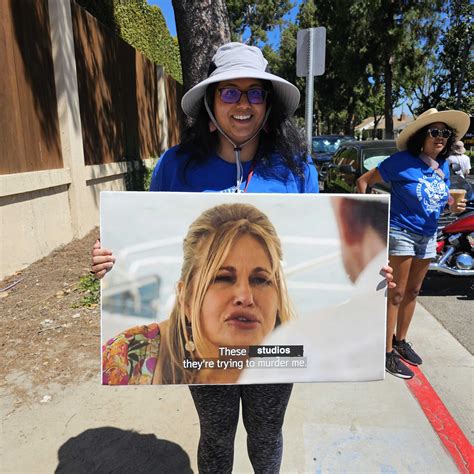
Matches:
[312,137,343,154]
[362,148,397,171]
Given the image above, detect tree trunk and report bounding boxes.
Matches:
[384,56,394,139]
[345,101,356,135]
[381,0,394,139]
[372,113,382,140]
[172,0,231,94]
[455,35,471,109]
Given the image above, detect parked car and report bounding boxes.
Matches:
[311,135,355,167]
[322,140,397,193]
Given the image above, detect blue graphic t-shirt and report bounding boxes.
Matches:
[150,145,319,193]
[378,150,450,236]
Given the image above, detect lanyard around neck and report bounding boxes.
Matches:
[243,161,255,193]
[419,152,445,179]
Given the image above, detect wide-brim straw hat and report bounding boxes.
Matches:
[396,108,470,151]
[181,42,300,118]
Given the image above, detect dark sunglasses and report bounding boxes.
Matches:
[218,88,268,105]
[427,128,452,139]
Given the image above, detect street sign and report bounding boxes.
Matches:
[297,27,326,77]
[296,27,327,151]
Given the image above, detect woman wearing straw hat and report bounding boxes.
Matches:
[357,108,470,379]
[93,42,317,473]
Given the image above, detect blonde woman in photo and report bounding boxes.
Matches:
[102,202,293,385]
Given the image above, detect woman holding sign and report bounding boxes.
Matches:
[94,42,316,473]
[102,202,294,385]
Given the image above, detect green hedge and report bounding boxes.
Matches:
[75,0,182,83]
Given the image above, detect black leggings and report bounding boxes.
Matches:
[189,384,293,474]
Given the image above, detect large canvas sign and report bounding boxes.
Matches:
[100,192,389,385]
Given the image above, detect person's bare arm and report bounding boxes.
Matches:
[356,168,384,194]
[91,239,115,279]
[355,170,394,287]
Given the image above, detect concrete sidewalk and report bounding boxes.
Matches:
[2,303,472,473]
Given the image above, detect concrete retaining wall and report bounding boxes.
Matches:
[0,0,170,280]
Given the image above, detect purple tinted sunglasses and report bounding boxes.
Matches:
[218,87,268,105]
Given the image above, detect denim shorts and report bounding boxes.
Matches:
[389,226,437,259]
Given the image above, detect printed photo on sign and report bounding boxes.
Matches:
[100,192,390,385]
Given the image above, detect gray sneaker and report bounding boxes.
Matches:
[393,338,423,366]
[386,351,414,379]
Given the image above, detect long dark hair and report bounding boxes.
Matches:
[177,80,308,183]
[406,123,456,160]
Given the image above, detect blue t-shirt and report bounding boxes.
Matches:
[150,145,318,193]
[378,150,450,236]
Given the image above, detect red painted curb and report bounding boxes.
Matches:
[406,365,473,473]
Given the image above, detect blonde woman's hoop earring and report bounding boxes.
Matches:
[185,339,196,352]
[185,321,196,352]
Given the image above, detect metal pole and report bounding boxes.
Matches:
[305,28,314,152]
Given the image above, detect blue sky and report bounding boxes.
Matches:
[148,0,176,35]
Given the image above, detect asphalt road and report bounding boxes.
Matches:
[419,272,473,354]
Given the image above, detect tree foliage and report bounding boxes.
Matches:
[266,0,455,136]
[440,0,473,111]
[360,0,443,137]
[270,0,373,134]
[418,0,472,113]
[75,0,182,82]
[226,0,293,45]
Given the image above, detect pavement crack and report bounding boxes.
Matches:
[64,413,76,433]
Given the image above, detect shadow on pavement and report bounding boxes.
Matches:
[55,427,193,473]
[421,273,474,300]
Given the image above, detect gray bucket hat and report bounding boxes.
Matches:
[181,42,300,118]
[453,141,466,154]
